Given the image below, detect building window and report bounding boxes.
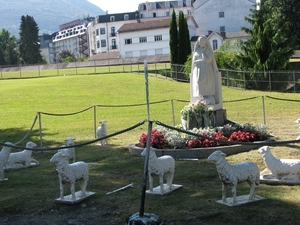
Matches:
[125,38,132,44]
[212,40,218,50]
[219,12,225,18]
[96,29,99,36]
[100,28,105,34]
[101,39,106,47]
[178,1,183,7]
[111,27,116,36]
[97,40,100,48]
[166,11,170,17]
[124,14,129,20]
[110,16,115,22]
[139,37,147,43]
[220,26,225,32]
[111,39,117,49]
[140,14,144,18]
[165,1,170,8]
[154,35,162,41]
[153,12,156,17]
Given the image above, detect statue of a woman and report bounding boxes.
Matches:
[190,35,219,106]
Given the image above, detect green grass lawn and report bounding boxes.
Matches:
[0,73,300,224]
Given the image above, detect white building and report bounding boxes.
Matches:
[87,12,140,56]
[118,16,198,58]
[53,19,90,60]
[193,0,256,35]
[138,0,195,18]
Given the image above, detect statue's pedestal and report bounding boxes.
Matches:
[146,184,182,195]
[54,191,95,204]
[188,109,227,129]
[216,195,266,206]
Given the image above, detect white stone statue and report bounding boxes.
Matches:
[258,146,300,181]
[96,120,108,145]
[295,118,300,140]
[208,150,260,203]
[64,137,76,163]
[141,147,175,193]
[0,142,14,180]
[5,141,39,169]
[50,150,89,201]
[190,35,223,110]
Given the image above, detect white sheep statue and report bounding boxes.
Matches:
[207,150,260,204]
[0,142,14,180]
[258,146,300,180]
[64,137,76,163]
[96,120,108,145]
[295,118,300,140]
[141,147,175,193]
[50,149,89,201]
[5,141,39,169]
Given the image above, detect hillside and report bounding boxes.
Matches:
[0,0,105,37]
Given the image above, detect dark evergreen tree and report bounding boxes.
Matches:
[239,2,294,90]
[178,11,191,65]
[19,15,43,64]
[0,29,19,65]
[169,9,178,65]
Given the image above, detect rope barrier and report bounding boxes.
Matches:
[39,106,94,116]
[14,114,38,145]
[154,120,300,147]
[95,99,170,108]
[265,95,300,102]
[223,96,259,103]
[0,120,146,151]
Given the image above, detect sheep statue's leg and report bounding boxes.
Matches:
[149,173,154,192]
[231,184,237,203]
[159,174,165,193]
[70,182,76,201]
[221,183,227,203]
[80,179,88,197]
[59,179,65,200]
[167,172,174,190]
[248,182,256,200]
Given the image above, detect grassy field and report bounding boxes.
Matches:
[0,73,300,224]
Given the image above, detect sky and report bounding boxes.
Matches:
[88,0,143,14]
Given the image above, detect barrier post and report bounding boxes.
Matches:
[38,112,43,148]
[262,96,266,125]
[171,99,175,126]
[94,105,97,138]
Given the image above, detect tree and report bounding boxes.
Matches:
[214,40,243,69]
[0,29,19,65]
[240,1,296,71]
[55,50,76,63]
[19,15,43,65]
[239,2,295,90]
[169,9,178,65]
[178,11,191,65]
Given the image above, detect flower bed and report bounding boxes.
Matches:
[129,122,274,159]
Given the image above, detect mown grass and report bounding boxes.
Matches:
[0,73,300,224]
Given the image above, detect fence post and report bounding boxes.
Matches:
[19,65,22,78]
[243,71,246,90]
[269,71,271,91]
[75,61,78,75]
[94,60,96,74]
[38,112,43,148]
[38,64,41,77]
[108,59,110,74]
[262,96,266,125]
[293,71,296,92]
[171,99,175,126]
[57,62,59,76]
[94,105,97,138]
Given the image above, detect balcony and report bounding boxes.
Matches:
[110,32,116,37]
[110,45,118,50]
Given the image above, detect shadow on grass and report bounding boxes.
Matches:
[1,138,300,225]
